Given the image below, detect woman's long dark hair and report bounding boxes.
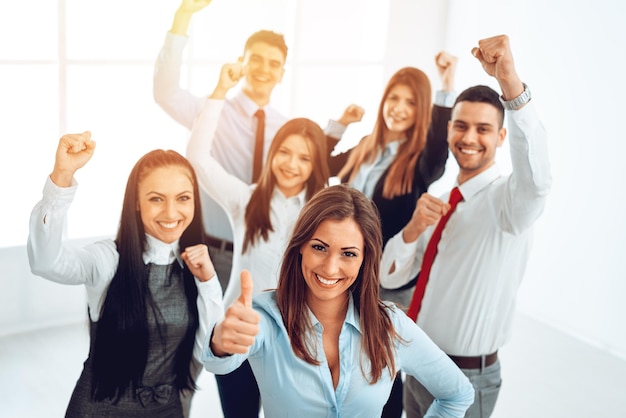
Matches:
[276,184,399,383]
[91,150,205,402]
[243,118,329,253]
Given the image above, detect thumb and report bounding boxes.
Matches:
[471,47,485,63]
[239,269,253,308]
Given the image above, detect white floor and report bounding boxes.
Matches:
[1,312,626,418]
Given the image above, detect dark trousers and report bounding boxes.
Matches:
[215,360,260,418]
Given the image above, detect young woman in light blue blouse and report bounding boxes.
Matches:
[204,184,474,418]
[27,132,223,417]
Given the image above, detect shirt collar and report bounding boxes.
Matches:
[457,163,501,201]
[272,185,307,206]
[384,139,402,155]
[344,293,362,334]
[306,293,362,335]
[143,234,184,267]
[233,89,267,118]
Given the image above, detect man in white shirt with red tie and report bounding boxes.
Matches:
[380,34,552,418]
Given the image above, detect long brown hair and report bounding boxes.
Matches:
[243,118,329,253]
[338,67,432,199]
[276,184,399,383]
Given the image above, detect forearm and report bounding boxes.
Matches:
[398,315,474,417]
[154,33,205,129]
[380,232,422,289]
[418,105,452,185]
[193,277,224,362]
[170,8,193,35]
[201,326,249,375]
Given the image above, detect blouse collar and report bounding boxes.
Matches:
[143,234,184,267]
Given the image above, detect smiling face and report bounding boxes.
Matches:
[300,218,364,309]
[382,83,417,142]
[137,165,195,244]
[271,133,314,197]
[448,101,507,184]
[240,42,285,105]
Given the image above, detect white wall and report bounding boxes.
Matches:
[0,238,102,336]
[3,0,626,362]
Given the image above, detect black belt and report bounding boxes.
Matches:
[448,351,498,369]
[206,234,234,252]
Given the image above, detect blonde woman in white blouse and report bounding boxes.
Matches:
[186,63,331,417]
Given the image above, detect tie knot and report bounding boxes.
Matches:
[255,109,265,120]
[449,187,463,206]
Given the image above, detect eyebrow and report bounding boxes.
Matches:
[249,53,283,64]
[311,238,362,252]
[144,190,193,197]
[453,120,496,128]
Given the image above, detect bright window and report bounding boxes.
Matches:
[1,0,390,247]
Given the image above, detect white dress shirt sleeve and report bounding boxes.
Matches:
[153,32,205,130]
[500,102,552,235]
[193,276,225,362]
[379,230,425,289]
[186,99,252,216]
[27,177,118,320]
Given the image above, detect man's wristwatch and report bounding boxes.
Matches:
[500,83,531,110]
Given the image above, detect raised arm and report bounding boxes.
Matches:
[153,0,213,129]
[472,35,523,103]
[181,243,225,362]
[473,35,551,233]
[50,131,96,187]
[27,132,118,290]
[185,88,250,213]
[170,0,213,36]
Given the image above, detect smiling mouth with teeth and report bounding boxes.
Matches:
[316,274,339,285]
[159,221,179,229]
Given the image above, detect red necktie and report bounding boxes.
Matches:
[407,187,463,322]
[252,109,265,183]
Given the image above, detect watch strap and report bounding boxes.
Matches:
[500,83,531,110]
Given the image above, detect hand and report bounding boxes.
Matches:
[471,34,523,100]
[182,244,215,282]
[402,193,450,243]
[435,51,458,92]
[171,0,212,35]
[210,270,260,356]
[211,62,245,99]
[177,0,212,14]
[337,104,365,126]
[50,131,95,187]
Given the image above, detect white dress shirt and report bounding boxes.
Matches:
[187,99,307,307]
[380,102,551,356]
[27,177,224,361]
